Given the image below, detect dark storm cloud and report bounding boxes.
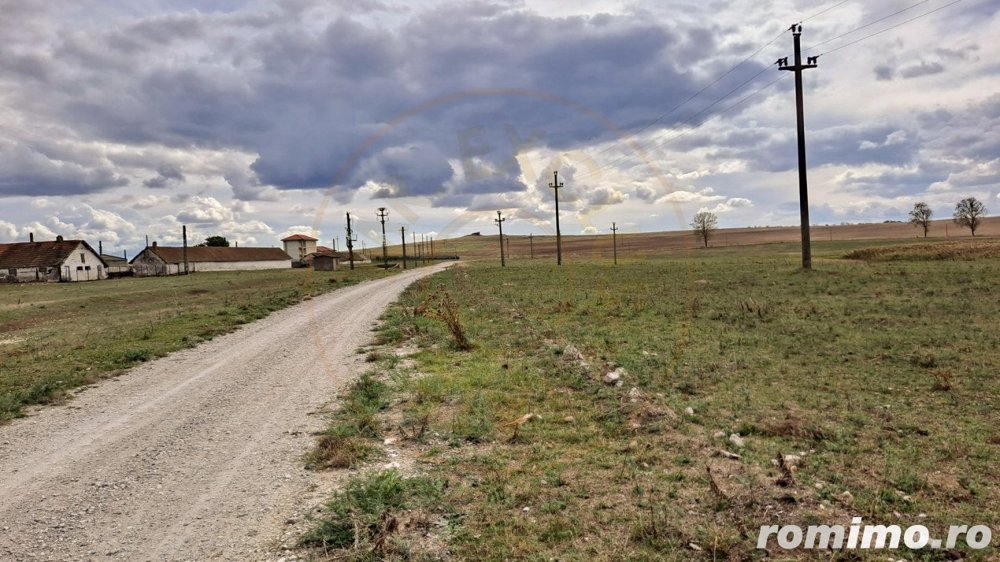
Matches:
[0,141,128,196]
[0,2,731,200]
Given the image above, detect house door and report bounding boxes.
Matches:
[63,266,70,281]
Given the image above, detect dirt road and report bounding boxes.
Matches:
[0,264,449,561]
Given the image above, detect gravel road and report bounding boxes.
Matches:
[0,264,449,561]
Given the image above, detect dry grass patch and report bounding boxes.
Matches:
[844,239,1000,261]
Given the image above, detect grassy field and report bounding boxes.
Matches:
[303,239,999,560]
[0,264,408,421]
[389,216,1000,263]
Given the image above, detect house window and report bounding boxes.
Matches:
[81,253,86,263]
[85,266,91,271]
[77,266,83,271]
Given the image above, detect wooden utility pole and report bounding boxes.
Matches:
[611,222,619,265]
[345,212,357,270]
[376,208,389,265]
[494,211,506,267]
[778,24,818,270]
[182,225,189,275]
[400,226,407,269]
[529,233,534,259]
[549,170,564,265]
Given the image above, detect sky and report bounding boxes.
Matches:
[0,0,997,254]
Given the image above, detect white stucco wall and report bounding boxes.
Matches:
[59,243,107,282]
[283,240,317,260]
[189,260,292,272]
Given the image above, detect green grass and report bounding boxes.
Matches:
[301,469,449,560]
[0,265,402,421]
[305,372,392,471]
[307,239,999,560]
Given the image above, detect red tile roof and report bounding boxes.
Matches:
[0,240,106,269]
[281,234,318,241]
[138,246,292,264]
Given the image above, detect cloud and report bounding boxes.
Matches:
[0,139,128,196]
[700,197,753,214]
[176,196,233,224]
[143,163,185,188]
[874,64,894,81]
[225,168,280,201]
[899,60,945,79]
[131,194,171,209]
[0,220,17,242]
[586,186,628,206]
[279,225,321,241]
[0,0,997,238]
[655,187,724,204]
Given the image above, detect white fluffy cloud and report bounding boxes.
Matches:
[176,196,233,225]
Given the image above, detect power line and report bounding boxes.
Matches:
[815,0,964,56]
[575,65,775,180]
[806,0,933,51]
[586,30,784,161]
[586,0,853,164]
[650,74,788,151]
[800,0,852,23]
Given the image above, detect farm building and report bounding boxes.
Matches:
[312,254,340,271]
[0,236,108,282]
[304,247,367,266]
[282,234,318,261]
[130,243,293,276]
[101,254,133,277]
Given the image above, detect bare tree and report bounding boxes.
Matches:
[953,197,987,236]
[908,202,933,238]
[691,211,718,248]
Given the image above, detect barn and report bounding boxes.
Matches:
[130,243,293,276]
[0,236,108,282]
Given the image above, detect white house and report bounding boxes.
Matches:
[282,234,318,261]
[130,243,293,276]
[0,236,108,282]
